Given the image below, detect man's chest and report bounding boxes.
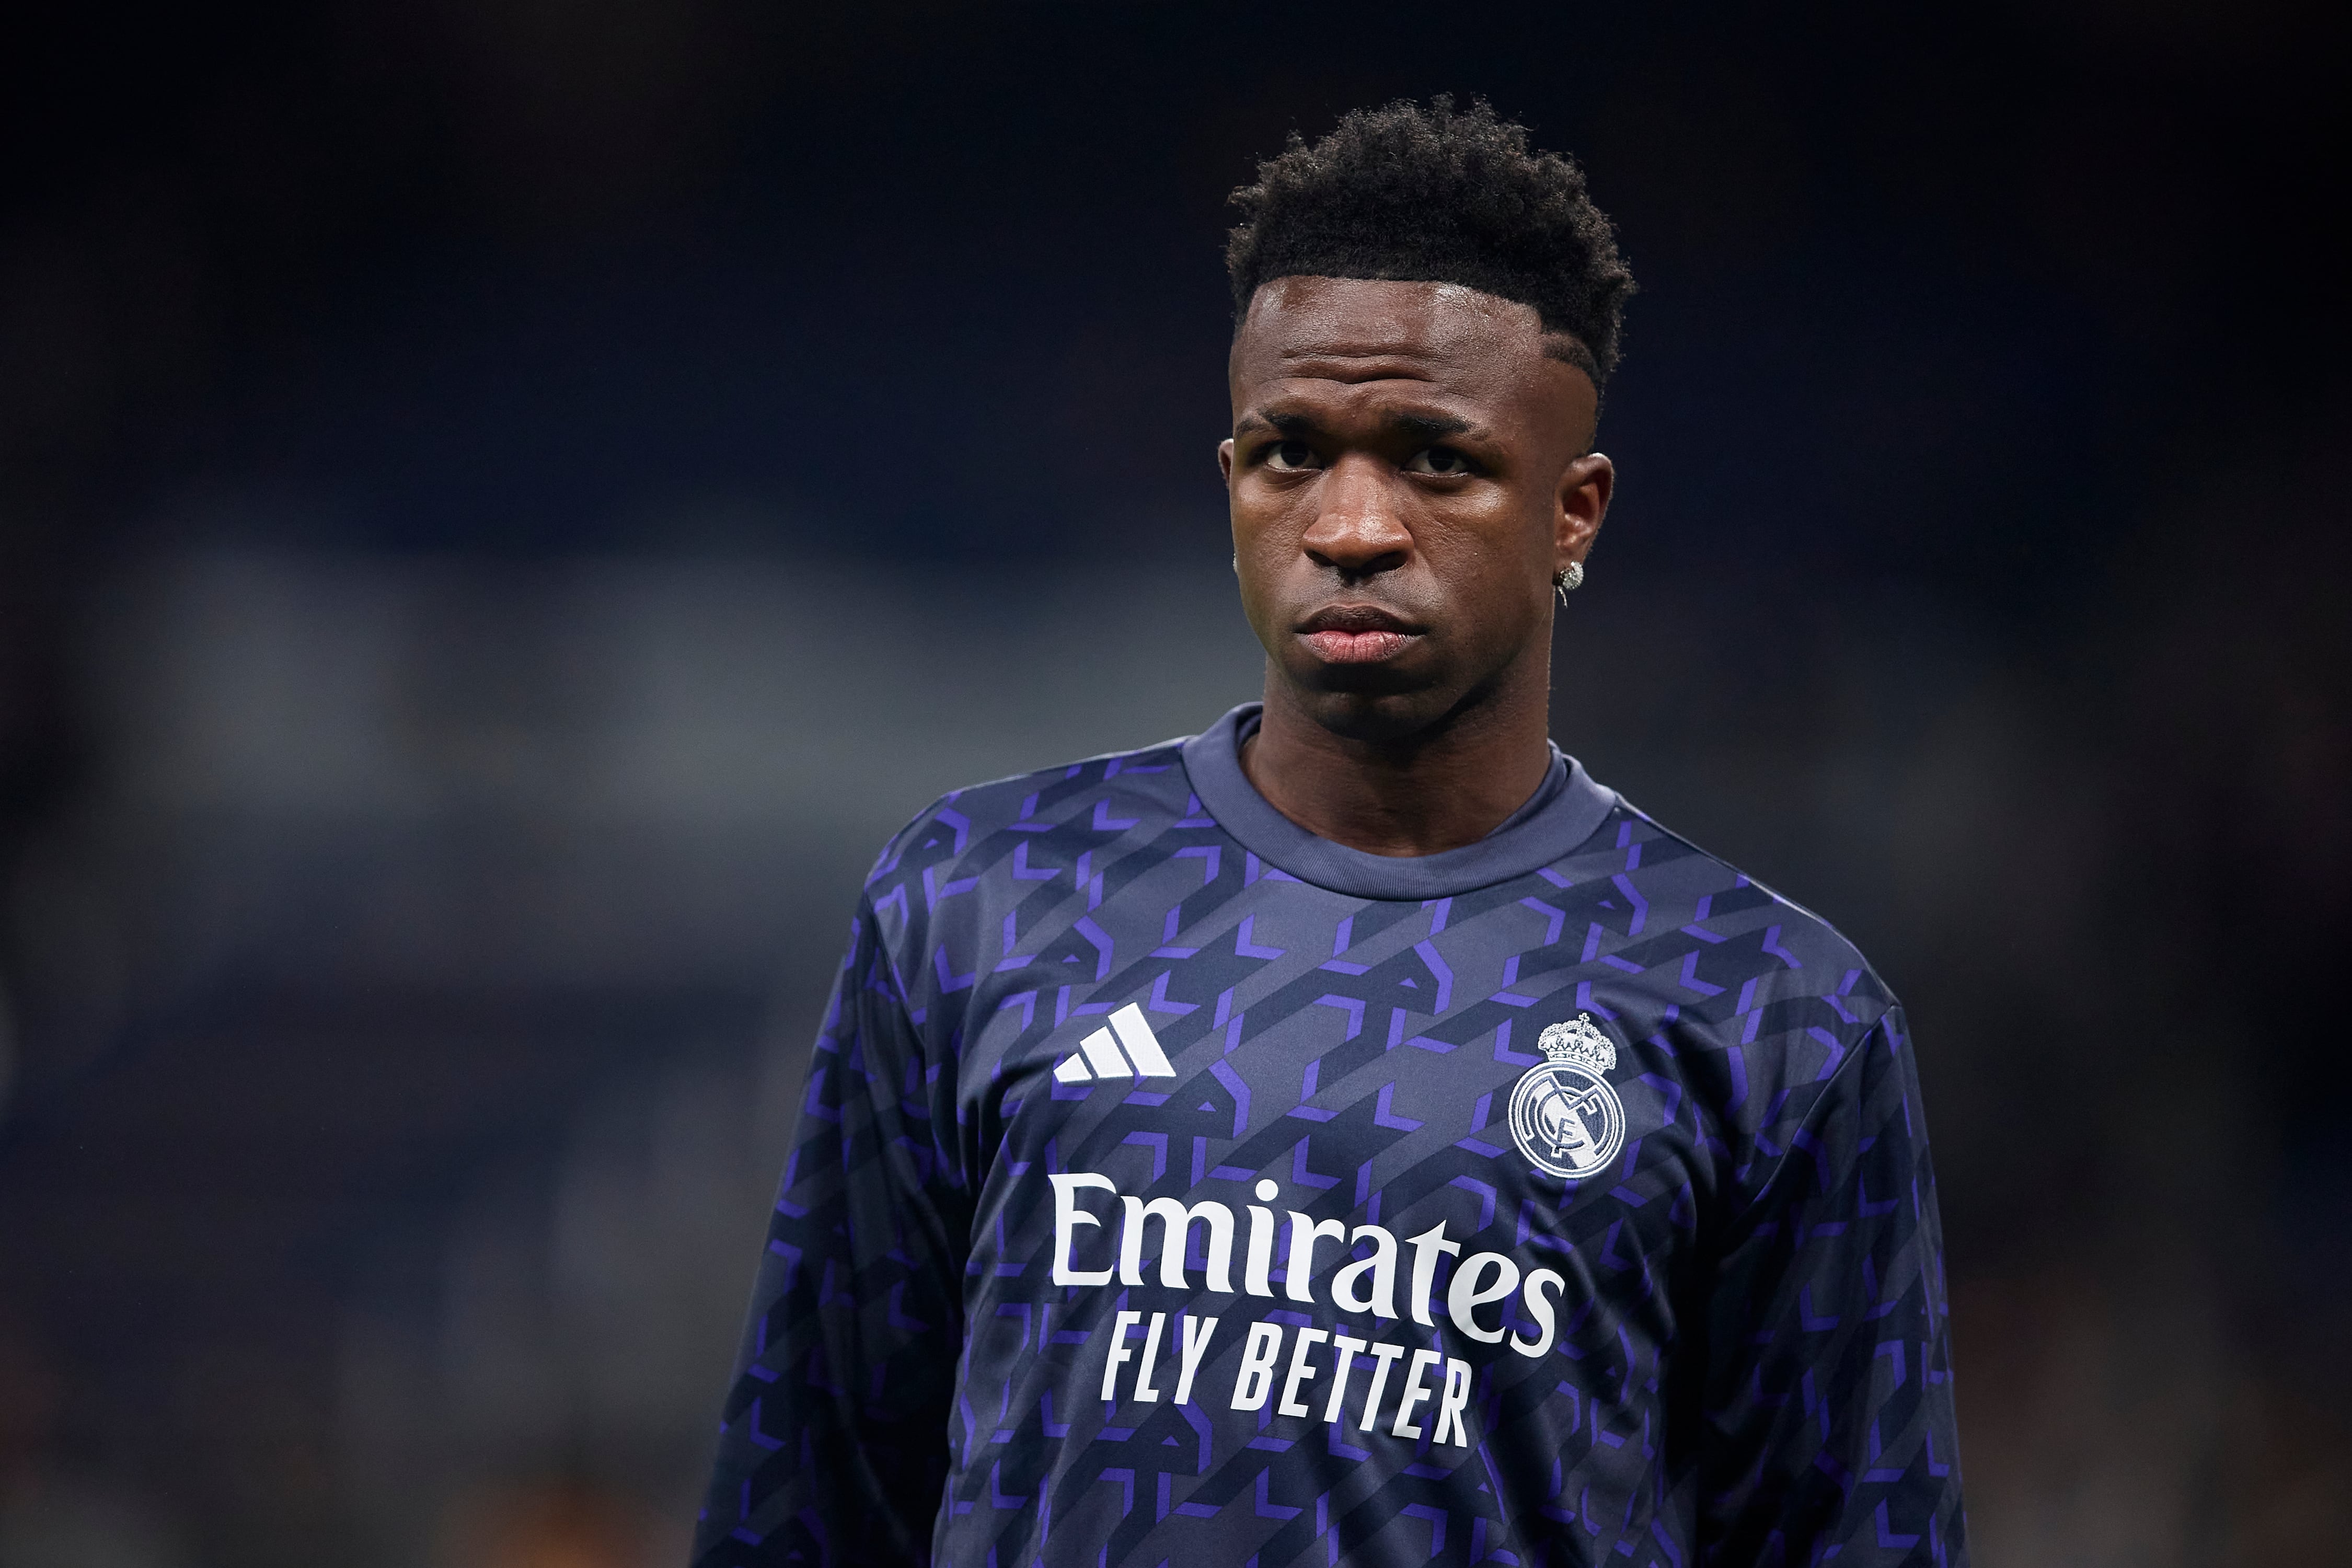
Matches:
[939,891,1712,1441]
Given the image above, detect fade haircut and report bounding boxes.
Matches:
[1225,97,1635,393]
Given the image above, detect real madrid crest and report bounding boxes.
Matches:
[1508,1014,1628,1179]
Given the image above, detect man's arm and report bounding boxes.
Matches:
[691,900,970,1567]
[1694,1004,1967,1564]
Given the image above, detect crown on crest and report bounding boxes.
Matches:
[1538,1013,1616,1074]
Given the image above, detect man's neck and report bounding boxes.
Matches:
[1239,678,1556,858]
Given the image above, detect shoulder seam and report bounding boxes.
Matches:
[1617,799,1887,987]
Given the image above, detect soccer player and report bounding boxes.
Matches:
[693,99,1966,1566]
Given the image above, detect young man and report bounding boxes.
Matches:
[693,100,1965,1567]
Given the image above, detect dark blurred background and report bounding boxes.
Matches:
[2,2,2347,1564]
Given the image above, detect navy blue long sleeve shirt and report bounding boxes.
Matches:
[694,705,1967,1566]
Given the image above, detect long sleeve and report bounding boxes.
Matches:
[691,899,972,1567]
[1694,1004,1967,1565]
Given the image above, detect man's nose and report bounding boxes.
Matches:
[1299,456,1412,580]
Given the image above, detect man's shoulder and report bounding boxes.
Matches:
[858,732,1204,900]
[1606,796,1900,1034]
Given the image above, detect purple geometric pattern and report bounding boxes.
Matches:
[693,723,1966,1567]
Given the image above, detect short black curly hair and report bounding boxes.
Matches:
[1226,97,1634,390]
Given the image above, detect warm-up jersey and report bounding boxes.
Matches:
[694,705,1966,1567]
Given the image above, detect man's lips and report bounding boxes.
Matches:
[1296,605,1422,665]
[1302,628,1416,663]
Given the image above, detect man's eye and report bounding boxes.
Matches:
[1405,447,1473,476]
[1264,440,1320,471]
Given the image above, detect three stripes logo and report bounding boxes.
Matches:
[1052,1003,1177,1085]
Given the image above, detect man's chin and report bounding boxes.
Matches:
[1285,682,1460,747]
[1279,649,1422,701]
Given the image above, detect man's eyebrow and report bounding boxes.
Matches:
[1235,409,1478,443]
[1381,410,1474,443]
[1233,410,1323,440]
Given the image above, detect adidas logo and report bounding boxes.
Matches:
[1052,1003,1177,1083]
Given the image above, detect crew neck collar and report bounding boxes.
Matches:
[1179,703,1619,901]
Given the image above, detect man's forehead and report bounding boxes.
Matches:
[1229,276,1592,438]
[1235,276,1547,374]
[1233,385,1484,442]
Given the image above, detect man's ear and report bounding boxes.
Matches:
[1218,437,1236,487]
[1554,452,1613,572]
